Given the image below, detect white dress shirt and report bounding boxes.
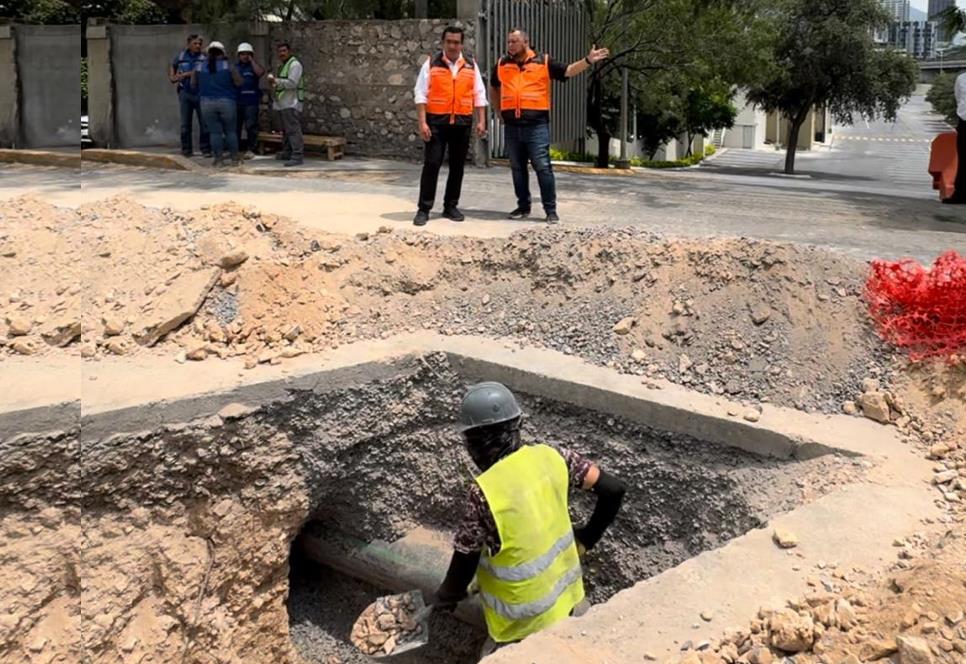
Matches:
[413,52,488,108]
[956,72,966,122]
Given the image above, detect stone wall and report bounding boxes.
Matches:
[268,19,477,160]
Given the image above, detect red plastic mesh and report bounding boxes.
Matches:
[865,251,966,362]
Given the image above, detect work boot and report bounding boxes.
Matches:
[508,207,531,220]
[545,212,560,224]
[442,206,465,222]
[243,151,255,160]
[413,210,429,226]
[284,158,303,167]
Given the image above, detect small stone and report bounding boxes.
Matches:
[631,349,647,363]
[284,325,301,342]
[861,377,881,393]
[186,346,207,361]
[6,314,31,336]
[928,443,949,459]
[842,400,858,415]
[482,294,491,305]
[355,232,370,241]
[895,635,934,664]
[933,469,958,484]
[857,391,891,424]
[744,410,761,423]
[700,610,713,622]
[679,354,693,373]
[768,609,814,652]
[613,316,636,335]
[750,304,771,325]
[218,249,249,268]
[746,646,773,664]
[174,351,187,364]
[859,638,897,660]
[102,316,125,336]
[773,528,798,548]
[220,271,238,287]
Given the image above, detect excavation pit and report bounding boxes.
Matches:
[17,335,935,664]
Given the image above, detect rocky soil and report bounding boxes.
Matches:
[2,195,897,416]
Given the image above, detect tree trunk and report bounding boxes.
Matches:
[784,108,809,174]
[588,73,610,168]
[285,0,297,21]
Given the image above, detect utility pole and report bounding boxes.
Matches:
[617,67,629,169]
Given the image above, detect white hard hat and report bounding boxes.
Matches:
[237,42,254,54]
[208,41,225,52]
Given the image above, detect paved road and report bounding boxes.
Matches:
[3,95,965,263]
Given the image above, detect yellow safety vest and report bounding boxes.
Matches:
[475,444,585,643]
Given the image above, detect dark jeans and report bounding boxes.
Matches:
[956,119,966,200]
[277,107,304,160]
[418,123,472,212]
[201,97,239,162]
[179,90,210,155]
[505,121,556,214]
[237,104,259,153]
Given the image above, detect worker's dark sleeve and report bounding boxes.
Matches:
[548,58,569,82]
[432,549,481,610]
[491,64,501,87]
[574,469,625,551]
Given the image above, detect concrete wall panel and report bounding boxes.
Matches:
[16,24,81,148]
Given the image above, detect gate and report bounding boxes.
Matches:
[480,0,587,159]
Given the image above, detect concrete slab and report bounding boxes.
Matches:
[0,148,80,168]
[82,149,200,171]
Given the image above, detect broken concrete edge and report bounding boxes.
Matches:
[0,401,79,439]
[0,148,81,168]
[64,332,915,471]
[81,149,203,172]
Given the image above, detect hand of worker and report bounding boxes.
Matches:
[420,122,432,142]
[475,121,487,139]
[586,45,610,64]
[430,590,460,612]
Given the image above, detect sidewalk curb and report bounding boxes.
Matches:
[82,149,203,172]
[0,149,80,168]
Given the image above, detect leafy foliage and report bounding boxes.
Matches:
[0,0,80,23]
[746,0,918,173]
[926,73,959,126]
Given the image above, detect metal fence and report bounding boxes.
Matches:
[480,0,588,158]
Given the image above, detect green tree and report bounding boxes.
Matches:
[0,0,80,22]
[747,0,918,174]
[584,0,775,167]
[926,73,958,126]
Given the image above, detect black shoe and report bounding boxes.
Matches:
[275,153,291,161]
[442,206,465,221]
[545,212,560,224]
[284,159,304,167]
[413,210,429,226]
[942,196,966,204]
[508,207,531,220]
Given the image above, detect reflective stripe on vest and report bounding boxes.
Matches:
[475,444,584,643]
[275,56,305,101]
[497,49,551,119]
[425,53,476,123]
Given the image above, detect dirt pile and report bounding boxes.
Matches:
[2,195,898,415]
[349,592,426,656]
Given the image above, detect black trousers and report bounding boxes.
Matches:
[418,122,471,212]
[956,119,966,200]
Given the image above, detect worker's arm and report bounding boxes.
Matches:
[190,69,198,91]
[230,64,243,87]
[433,549,481,609]
[274,59,302,89]
[574,464,626,552]
[252,61,266,77]
[473,66,488,137]
[413,59,432,141]
[564,45,610,78]
[490,63,501,114]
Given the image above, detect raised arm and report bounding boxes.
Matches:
[564,45,609,78]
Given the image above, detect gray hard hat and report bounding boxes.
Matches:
[458,382,522,433]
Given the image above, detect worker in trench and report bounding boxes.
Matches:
[432,382,626,659]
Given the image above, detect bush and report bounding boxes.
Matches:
[545,141,717,169]
[926,74,959,126]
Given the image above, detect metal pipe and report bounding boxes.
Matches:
[299,524,485,629]
[617,67,629,168]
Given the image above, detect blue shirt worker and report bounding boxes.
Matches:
[191,41,243,167]
[169,34,210,157]
[235,42,265,159]
[432,382,626,659]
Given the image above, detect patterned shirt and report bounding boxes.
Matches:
[453,444,593,555]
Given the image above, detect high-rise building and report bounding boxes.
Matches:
[881,0,912,21]
[887,20,939,59]
[928,0,955,20]
[928,0,955,41]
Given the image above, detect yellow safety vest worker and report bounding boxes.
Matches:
[474,444,585,643]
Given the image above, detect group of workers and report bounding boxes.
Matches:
[170,25,605,222]
[170,35,305,167]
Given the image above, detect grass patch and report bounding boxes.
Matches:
[549,145,717,169]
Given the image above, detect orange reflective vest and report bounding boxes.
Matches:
[425,53,477,125]
[497,49,551,119]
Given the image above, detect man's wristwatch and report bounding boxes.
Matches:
[584,56,592,65]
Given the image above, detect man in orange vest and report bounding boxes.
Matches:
[492,30,608,223]
[413,26,488,226]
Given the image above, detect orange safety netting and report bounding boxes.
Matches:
[865,250,966,362]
